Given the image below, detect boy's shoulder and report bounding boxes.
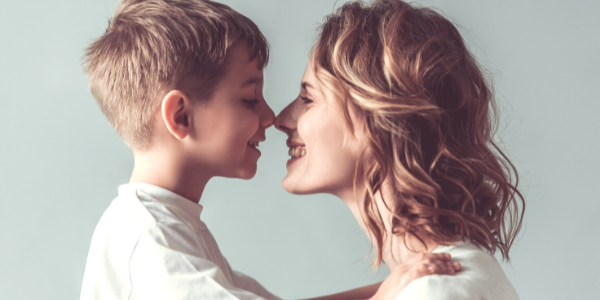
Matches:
[97,183,205,236]
[81,184,238,300]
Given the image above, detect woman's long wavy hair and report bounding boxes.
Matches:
[313,0,524,266]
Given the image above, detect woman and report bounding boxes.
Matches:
[275,0,524,299]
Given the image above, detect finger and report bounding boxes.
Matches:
[439,253,452,261]
[426,262,450,275]
[425,261,456,275]
[432,261,460,273]
[409,252,451,264]
[445,262,456,274]
[453,262,461,271]
[427,253,451,260]
[427,264,440,274]
[423,254,453,265]
[413,264,436,278]
[402,261,456,287]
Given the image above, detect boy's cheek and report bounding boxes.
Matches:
[216,133,254,160]
[193,108,261,165]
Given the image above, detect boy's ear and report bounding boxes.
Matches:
[161,90,192,140]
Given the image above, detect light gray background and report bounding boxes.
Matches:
[0,0,598,299]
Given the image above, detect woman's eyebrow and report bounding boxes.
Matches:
[301,82,314,90]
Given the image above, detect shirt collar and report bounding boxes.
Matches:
[118,182,204,218]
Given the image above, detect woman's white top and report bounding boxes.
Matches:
[395,241,520,300]
[79,183,280,300]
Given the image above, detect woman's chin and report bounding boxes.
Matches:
[281,176,300,194]
[281,176,315,195]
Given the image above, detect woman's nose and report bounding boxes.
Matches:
[274,99,298,134]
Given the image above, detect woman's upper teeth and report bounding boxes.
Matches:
[288,146,306,158]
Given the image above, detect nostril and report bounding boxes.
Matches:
[264,119,274,129]
[273,117,283,130]
[263,116,275,129]
[275,123,292,133]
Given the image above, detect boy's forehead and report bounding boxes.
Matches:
[241,75,263,88]
[225,42,263,81]
[226,41,257,66]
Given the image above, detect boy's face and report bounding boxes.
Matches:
[189,42,274,179]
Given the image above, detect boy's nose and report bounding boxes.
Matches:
[260,101,275,129]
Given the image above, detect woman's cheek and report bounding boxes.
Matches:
[297,113,313,146]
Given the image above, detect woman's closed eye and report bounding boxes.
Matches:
[301,96,313,106]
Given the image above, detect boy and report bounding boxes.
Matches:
[80,0,456,299]
[81,0,278,298]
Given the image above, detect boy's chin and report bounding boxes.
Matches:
[218,162,257,180]
[235,164,257,180]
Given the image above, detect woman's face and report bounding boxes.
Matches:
[274,60,367,197]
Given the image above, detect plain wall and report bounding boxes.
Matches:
[0,0,598,299]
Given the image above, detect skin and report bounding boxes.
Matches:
[276,61,367,200]
[275,59,459,273]
[129,42,457,300]
[129,41,274,202]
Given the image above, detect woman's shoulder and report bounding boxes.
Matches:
[395,241,520,300]
[435,241,503,275]
[395,273,475,300]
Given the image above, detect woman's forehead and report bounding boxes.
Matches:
[301,62,319,91]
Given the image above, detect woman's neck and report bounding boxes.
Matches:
[336,179,439,271]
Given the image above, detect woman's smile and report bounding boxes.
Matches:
[274,58,367,197]
[288,146,306,159]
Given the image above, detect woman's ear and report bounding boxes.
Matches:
[348,100,367,137]
[161,90,192,140]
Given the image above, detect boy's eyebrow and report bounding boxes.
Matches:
[241,76,262,87]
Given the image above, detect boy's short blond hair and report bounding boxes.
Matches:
[84,0,269,150]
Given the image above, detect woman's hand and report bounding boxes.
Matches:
[370,253,461,300]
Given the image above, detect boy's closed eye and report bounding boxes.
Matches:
[242,99,259,108]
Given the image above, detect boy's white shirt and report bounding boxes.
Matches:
[395,240,520,300]
[80,183,281,300]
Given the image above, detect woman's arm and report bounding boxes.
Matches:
[301,283,381,300]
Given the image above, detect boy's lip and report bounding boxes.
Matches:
[247,137,266,144]
[248,134,266,143]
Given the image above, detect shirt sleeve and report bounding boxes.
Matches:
[128,222,267,300]
[227,263,282,300]
[395,275,480,300]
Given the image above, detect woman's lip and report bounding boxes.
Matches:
[286,155,303,167]
[286,139,305,148]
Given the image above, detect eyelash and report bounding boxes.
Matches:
[243,99,259,107]
[301,97,313,105]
